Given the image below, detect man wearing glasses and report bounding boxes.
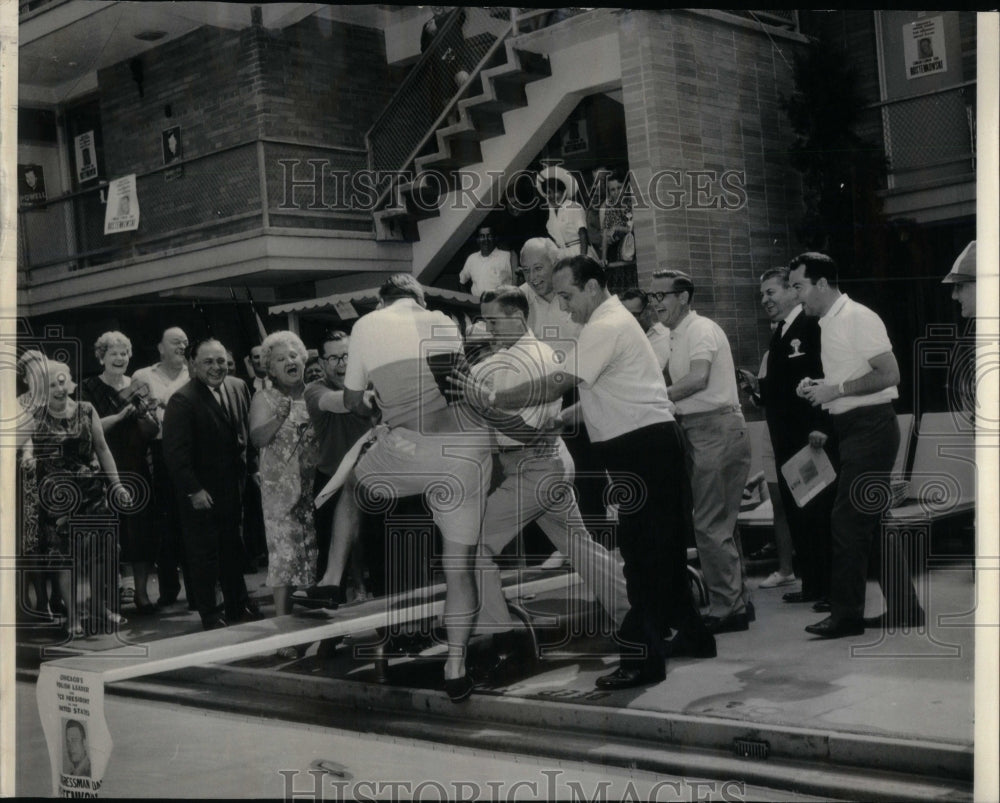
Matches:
[652,270,753,636]
[303,331,373,602]
[620,288,671,371]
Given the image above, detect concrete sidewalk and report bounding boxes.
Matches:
[16,565,976,795]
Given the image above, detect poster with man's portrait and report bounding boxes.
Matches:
[18,163,47,207]
[62,718,91,778]
[904,16,947,79]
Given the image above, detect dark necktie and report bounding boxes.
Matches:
[776,320,785,340]
[213,387,230,420]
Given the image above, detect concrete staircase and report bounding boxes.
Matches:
[374,24,622,285]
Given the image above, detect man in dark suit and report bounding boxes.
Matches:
[163,338,261,630]
[757,268,834,607]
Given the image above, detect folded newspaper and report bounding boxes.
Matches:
[780,444,837,508]
[314,428,375,509]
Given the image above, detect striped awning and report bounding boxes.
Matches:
[268,285,479,318]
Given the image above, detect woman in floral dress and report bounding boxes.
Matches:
[249,331,319,657]
[21,360,130,636]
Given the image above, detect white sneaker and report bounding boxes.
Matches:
[760,571,796,588]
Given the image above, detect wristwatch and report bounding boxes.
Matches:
[486,388,497,407]
[837,381,846,397]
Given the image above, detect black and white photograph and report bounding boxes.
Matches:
[2,4,998,801]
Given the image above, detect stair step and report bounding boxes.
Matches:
[415,139,483,174]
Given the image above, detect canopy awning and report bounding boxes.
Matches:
[269,285,479,319]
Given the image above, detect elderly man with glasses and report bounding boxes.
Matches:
[651,270,753,636]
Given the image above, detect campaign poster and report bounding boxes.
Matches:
[18,163,47,207]
[74,131,98,183]
[36,666,113,797]
[103,174,140,234]
[904,16,947,80]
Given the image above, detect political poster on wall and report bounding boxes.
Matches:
[18,163,47,207]
[103,175,140,234]
[904,16,947,80]
[36,667,113,797]
[74,131,98,183]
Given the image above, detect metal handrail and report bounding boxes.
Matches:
[366,12,518,214]
[865,79,976,110]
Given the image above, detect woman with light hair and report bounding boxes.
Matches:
[20,360,131,636]
[249,331,320,657]
[81,331,160,614]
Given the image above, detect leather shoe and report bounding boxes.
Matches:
[783,591,818,603]
[811,600,832,613]
[231,604,265,623]
[702,612,750,634]
[666,630,717,659]
[203,617,228,631]
[805,615,864,639]
[746,601,756,622]
[595,665,665,690]
[863,611,926,629]
[444,674,475,703]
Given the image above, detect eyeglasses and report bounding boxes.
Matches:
[324,354,349,364]
[647,290,682,302]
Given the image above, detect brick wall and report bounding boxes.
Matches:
[259,16,403,148]
[619,9,807,373]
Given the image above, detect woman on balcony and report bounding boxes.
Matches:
[81,331,161,615]
[249,331,320,659]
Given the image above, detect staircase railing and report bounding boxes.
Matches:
[364,8,586,215]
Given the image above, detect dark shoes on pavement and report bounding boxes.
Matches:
[595,664,666,691]
[444,674,475,703]
[665,630,717,659]
[203,616,228,631]
[702,611,750,634]
[805,615,865,639]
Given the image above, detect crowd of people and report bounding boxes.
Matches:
[16,233,975,702]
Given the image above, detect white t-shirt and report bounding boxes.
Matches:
[470,332,562,448]
[818,294,898,414]
[131,362,189,439]
[459,249,514,298]
[667,311,741,416]
[520,282,582,346]
[568,295,674,443]
[646,322,671,371]
[344,298,462,428]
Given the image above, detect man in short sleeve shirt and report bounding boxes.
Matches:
[470,257,714,690]
[790,252,921,637]
[343,274,493,698]
[653,271,752,634]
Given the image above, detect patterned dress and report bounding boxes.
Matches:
[257,388,319,587]
[31,402,111,557]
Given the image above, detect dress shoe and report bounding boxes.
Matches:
[156,595,179,608]
[203,617,228,631]
[812,600,832,613]
[293,584,344,609]
[805,615,864,639]
[702,612,750,634]
[232,604,265,623]
[863,611,926,629]
[746,601,756,622]
[783,591,818,603]
[132,602,158,616]
[595,665,665,690]
[666,630,717,659]
[444,674,475,703]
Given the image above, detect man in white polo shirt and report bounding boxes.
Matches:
[343,274,493,702]
[652,270,752,636]
[459,226,516,298]
[469,286,631,675]
[459,257,715,690]
[620,288,671,372]
[789,252,922,637]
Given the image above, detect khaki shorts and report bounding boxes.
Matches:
[354,426,492,546]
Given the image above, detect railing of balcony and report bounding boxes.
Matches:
[871,82,976,189]
[365,8,590,190]
[17,139,370,281]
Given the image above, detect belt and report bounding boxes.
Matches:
[675,405,741,422]
[496,439,557,454]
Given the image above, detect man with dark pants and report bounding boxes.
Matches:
[790,252,923,637]
[303,330,371,600]
[463,257,714,689]
[132,327,194,608]
[163,338,261,630]
[757,268,834,607]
